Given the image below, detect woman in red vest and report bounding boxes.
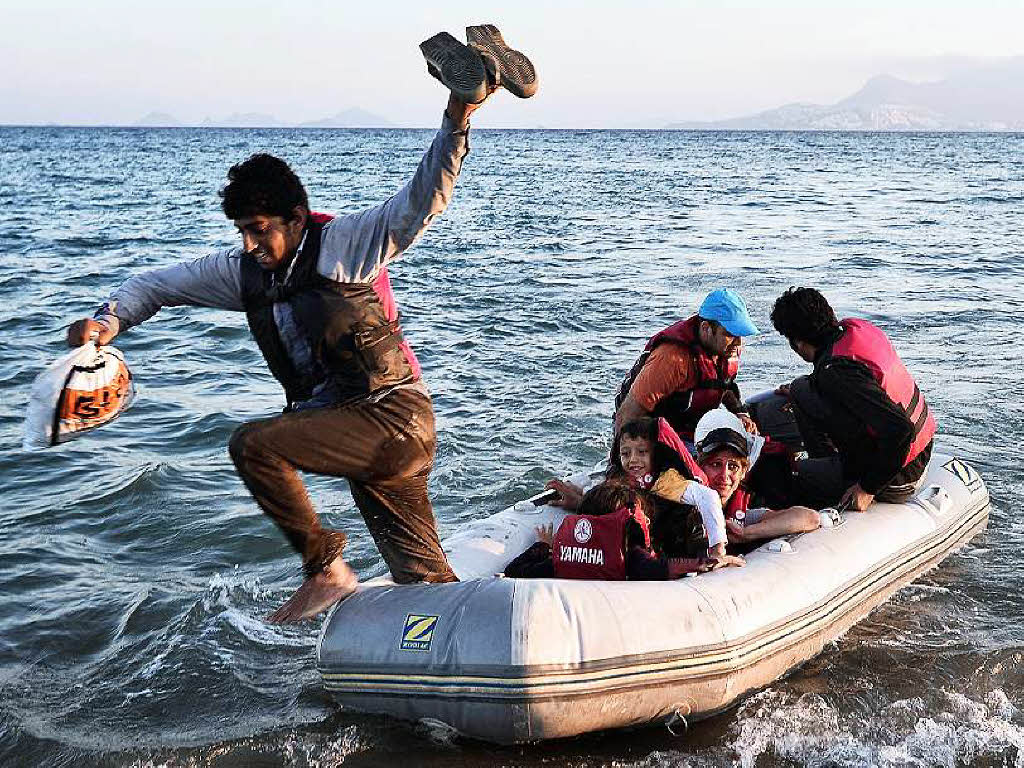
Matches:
[690,409,821,545]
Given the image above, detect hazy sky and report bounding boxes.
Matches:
[2,0,1022,127]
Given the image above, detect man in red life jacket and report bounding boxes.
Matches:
[614,289,760,446]
[770,287,936,511]
[65,29,537,623]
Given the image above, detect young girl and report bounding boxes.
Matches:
[545,417,738,562]
[504,480,741,580]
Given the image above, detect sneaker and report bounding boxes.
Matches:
[466,24,538,99]
[420,31,489,104]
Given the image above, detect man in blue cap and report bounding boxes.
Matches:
[614,289,759,445]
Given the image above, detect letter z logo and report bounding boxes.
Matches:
[942,458,982,493]
[400,614,439,652]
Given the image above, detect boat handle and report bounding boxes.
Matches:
[917,485,952,516]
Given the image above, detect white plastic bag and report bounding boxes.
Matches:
[23,344,135,449]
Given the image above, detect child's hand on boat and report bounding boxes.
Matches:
[708,544,741,569]
[707,542,744,569]
[535,523,554,545]
[708,553,746,570]
[545,479,584,510]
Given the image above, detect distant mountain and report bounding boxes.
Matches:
[202,112,285,127]
[134,111,181,127]
[299,108,395,128]
[667,57,1024,131]
[130,107,396,128]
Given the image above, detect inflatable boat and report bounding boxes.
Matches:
[317,451,988,743]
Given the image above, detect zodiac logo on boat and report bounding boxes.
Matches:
[574,518,593,544]
[400,614,439,652]
[942,458,982,493]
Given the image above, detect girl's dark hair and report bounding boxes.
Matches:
[578,481,650,548]
[579,481,646,518]
[219,153,309,220]
[770,287,840,347]
[608,417,691,481]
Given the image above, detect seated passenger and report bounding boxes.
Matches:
[694,409,820,545]
[546,417,730,558]
[503,482,743,580]
[612,288,760,446]
[769,287,935,510]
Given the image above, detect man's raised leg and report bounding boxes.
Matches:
[228,388,453,621]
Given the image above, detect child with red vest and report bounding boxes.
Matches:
[503,482,743,580]
[546,417,733,559]
[504,418,744,579]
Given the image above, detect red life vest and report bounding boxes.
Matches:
[823,319,936,466]
[615,316,740,440]
[552,505,652,580]
[240,212,421,409]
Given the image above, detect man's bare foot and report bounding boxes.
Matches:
[267,557,358,624]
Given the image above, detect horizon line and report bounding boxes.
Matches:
[3,122,1024,135]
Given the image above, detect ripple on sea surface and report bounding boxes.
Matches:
[0,126,1021,767]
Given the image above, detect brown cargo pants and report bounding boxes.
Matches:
[228,386,456,584]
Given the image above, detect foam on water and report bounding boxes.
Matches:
[724,687,1024,768]
[118,725,367,768]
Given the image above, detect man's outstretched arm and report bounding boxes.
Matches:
[317,94,491,283]
[66,249,245,345]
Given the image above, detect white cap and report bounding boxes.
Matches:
[694,407,765,468]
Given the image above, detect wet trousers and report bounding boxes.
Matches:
[228,386,457,583]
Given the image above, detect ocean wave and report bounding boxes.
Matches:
[725,688,1024,768]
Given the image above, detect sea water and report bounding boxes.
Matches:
[1,125,1022,766]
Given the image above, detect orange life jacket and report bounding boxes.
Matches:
[615,316,740,440]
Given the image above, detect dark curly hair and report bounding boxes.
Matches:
[219,153,309,220]
[608,417,693,482]
[579,481,647,518]
[578,481,650,548]
[770,287,840,347]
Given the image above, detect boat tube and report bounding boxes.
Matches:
[317,452,988,743]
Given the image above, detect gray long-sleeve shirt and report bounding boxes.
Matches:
[94,113,471,405]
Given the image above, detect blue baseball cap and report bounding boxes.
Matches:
[697,289,759,336]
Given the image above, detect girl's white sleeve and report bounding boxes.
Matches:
[682,482,728,548]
